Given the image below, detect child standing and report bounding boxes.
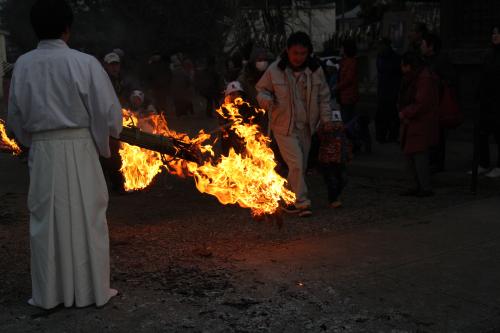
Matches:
[318,110,352,208]
[129,90,158,133]
[219,81,265,155]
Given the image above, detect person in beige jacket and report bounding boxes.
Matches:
[256,32,332,217]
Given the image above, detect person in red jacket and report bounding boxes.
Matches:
[336,39,358,121]
[336,39,371,153]
[398,52,440,197]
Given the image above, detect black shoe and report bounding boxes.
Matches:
[281,203,300,214]
[298,207,313,218]
[416,190,434,198]
[399,188,420,197]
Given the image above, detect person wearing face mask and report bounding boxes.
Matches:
[255,60,269,72]
[239,47,287,174]
[238,47,272,108]
[476,25,500,178]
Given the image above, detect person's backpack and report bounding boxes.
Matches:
[439,84,463,129]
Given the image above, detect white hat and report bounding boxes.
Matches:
[224,81,244,96]
[326,59,340,70]
[104,52,120,64]
[332,110,343,122]
[130,90,145,103]
[113,48,125,58]
[148,54,162,64]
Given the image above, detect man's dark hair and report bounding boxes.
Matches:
[287,31,313,53]
[401,52,424,69]
[30,0,74,40]
[422,33,442,54]
[342,39,357,57]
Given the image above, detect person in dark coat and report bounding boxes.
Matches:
[398,53,440,197]
[336,39,359,123]
[376,38,402,143]
[421,32,456,173]
[238,47,272,108]
[225,53,244,82]
[102,52,127,194]
[170,54,195,117]
[195,56,222,118]
[144,53,172,115]
[477,25,500,178]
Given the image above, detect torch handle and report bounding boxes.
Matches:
[119,127,203,164]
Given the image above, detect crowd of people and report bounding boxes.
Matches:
[103,21,498,211]
[322,22,500,200]
[7,17,500,210]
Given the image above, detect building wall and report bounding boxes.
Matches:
[225,4,336,55]
[290,5,336,51]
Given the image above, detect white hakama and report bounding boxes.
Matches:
[28,128,115,309]
[8,39,122,309]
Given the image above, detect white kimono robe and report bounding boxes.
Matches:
[7,39,123,309]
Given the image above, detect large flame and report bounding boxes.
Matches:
[0,119,21,155]
[119,109,212,191]
[119,99,295,215]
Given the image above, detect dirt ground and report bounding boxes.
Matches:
[1,160,499,332]
[1,106,500,332]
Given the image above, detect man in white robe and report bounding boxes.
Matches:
[7,0,122,309]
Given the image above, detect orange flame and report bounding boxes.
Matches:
[0,119,22,155]
[119,109,165,191]
[119,109,212,191]
[119,99,295,216]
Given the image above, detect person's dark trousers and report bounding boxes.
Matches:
[406,151,432,192]
[319,164,347,203]
[478,121,500,168]
[342,103,372,153]
[341,104,360,150]
[100,137,125,193]
[375,100,400,143]
[430,127,447,172]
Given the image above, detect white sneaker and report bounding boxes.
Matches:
[468,166,489,175]
[485,168,500,178]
